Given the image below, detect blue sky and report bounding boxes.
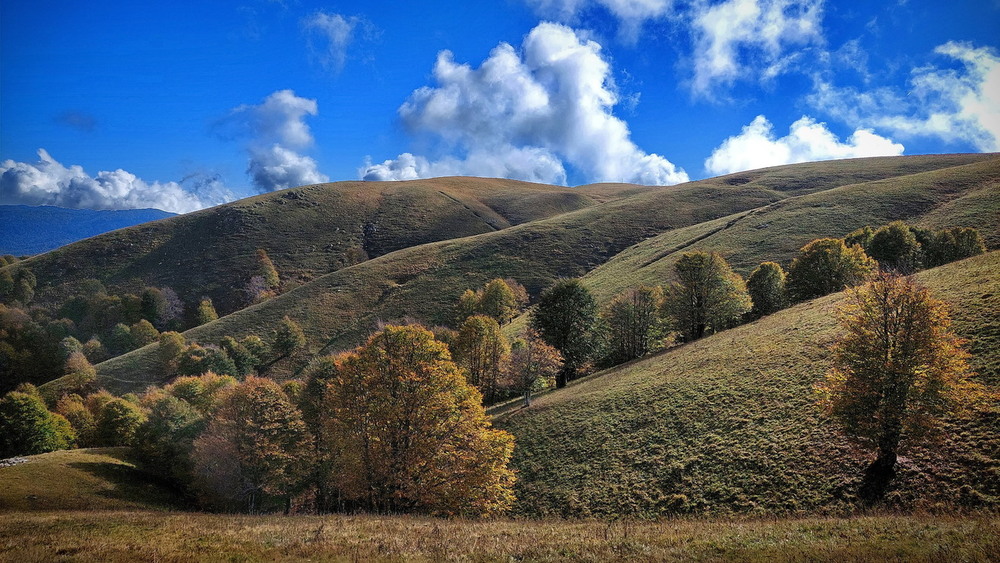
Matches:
[1,0,997,212]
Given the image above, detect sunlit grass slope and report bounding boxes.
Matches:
[499,252,1000,517]
[0,447,183,512]
[13,177,634,314]
[582,156,1000,302]
[1,511,996,562]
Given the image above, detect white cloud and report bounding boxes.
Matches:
[0,149,234,213]
[704,115,904,175]
[690,0,824,96]
[302,11,369,73]
[217,89,329,192]
[247,145,328,191]
[526,0,674,38]
[809,42,1000,151]
[362,22,687,186]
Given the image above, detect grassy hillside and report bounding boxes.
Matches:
[1,511,996,562]
[582,156,1000,302]
[37,154,998,395]
[10,177,631,315]
[0,448,183,512]
[499,252,1000,517]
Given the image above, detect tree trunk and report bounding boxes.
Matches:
[859,449,897,506]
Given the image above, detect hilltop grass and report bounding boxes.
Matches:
[14,177,626,315]
[0,448,183,512]
[581,157,1000,303]
[499,252,1000,518]
[0,511,996,562]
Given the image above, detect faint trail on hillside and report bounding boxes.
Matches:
[437,191,506,231]
[640,207,764,268]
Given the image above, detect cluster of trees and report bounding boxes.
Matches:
[0,248,289,395]
[523,222,985,389]
[0,383,146,458]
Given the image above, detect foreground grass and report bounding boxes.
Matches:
[0,511,996,562]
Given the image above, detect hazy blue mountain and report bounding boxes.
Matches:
[0,205,175,256]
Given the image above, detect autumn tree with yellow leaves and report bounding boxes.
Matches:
[312,325,515,516]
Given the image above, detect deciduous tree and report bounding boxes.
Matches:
[190,377,313,512]
[601,285,666,365]
[786,238,876,301]
[318,325,515,516]
[0,390,75,457]
[531,279,597,387]
[507,330,562,407]
[868,221,922,273]
[816,272,985,503]
[195,298,219,325]
[663,252,750,341]
[746,261,788,319]
[453,315,510,404]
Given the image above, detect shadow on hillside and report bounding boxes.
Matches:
[68,452,189,510]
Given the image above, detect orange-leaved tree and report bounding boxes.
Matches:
[316,325,515,516]
[816,272,986,503]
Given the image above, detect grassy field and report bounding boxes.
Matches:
[499,252,1000,517]
[0,510,996,562]
[77,154,1000,394]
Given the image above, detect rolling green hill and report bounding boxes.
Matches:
[10,177,638,315]
[498,251,1000,517]
[32,153,999,397]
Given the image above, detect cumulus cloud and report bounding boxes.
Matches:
[525,0,674,38]
[810,42,1000,151]
[690,0,824,96]
[217,89,329,192]
[302,11,372,73]
[361,22,687,186]
[704,115,904,175]
[0,149,234,213]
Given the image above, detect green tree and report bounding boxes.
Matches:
[195,298,219,325]
[530,279,597,388]
[663,252,751,341]
[454,289,480,325]
[158,331,186,376]
[221,336,260,377]
[271,316,306,361]
[12,268,36,304]
[868,221,922,273]
[0,391,76,457]
[107,322,134,354]
[600,285,666,365]
[95,397,147,447]
[786,238,876,302]
[746,261,788,319]
[816,272,986,504]
[190,377,313,512]
[925,227,986,268]
[176,344,238,377]
[134,392,205,486]
[62,351,97,396]
[479,278,522,325]
[844,225,875,251]
[140,287,168,328]
[317,325,515,516]
[130,319,160,348]
[453,315,511,404]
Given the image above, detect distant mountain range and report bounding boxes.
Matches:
[0,205,175,256]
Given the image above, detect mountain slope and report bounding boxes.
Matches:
[10,177,636,315]
[582,156,1000,302]
[0,205,175,256]
[498,252,1000,517]
[33,154,999,395]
